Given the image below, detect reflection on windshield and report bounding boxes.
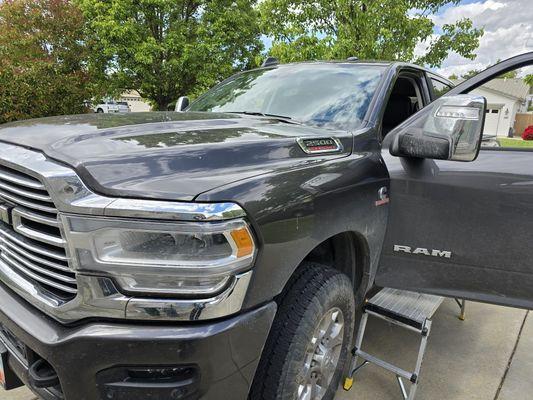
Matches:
[189,64,385,130]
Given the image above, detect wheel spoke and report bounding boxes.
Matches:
[298,384,311,400]
[325,331,343,350]
[310,376,319,399]
[297,307,345,400]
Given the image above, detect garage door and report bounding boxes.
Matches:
[483,108,500,136]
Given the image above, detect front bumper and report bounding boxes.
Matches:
[0,283,276,400]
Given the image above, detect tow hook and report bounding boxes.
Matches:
[28,359,60,389]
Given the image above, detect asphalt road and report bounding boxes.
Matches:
[4,300,532,400]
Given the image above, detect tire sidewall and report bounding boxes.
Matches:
[278,270,355,400]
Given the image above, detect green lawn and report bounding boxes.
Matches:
[497,138,533,148]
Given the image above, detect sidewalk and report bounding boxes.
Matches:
[4,300,532,400]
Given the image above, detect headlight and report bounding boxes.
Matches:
[61,215,256,297]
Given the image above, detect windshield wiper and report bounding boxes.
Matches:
[225,111,302,125]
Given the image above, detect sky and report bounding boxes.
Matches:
[420,0,533,77]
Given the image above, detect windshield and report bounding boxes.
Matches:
[189,63,386,130]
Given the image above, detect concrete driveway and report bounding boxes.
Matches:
[4,300,532,400]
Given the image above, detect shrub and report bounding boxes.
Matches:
[522,125,533,141]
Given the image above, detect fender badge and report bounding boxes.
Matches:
[297,137,343,154]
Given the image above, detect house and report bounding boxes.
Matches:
[526,86,533,111]
[119,90,152,112]
[469,78,530,137]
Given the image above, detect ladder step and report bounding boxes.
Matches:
[365,288,444,330]
[355,350,413,381]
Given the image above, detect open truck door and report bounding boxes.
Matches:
[377,52,533,309]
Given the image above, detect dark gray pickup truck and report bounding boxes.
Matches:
[0,52,532,400]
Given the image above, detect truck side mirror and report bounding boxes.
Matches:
[389,95,486,162]
[175,96,190,112]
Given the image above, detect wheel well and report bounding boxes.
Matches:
[301,232,368,291]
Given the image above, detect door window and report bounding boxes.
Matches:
[381,75,426,138]
[430,78,453,99]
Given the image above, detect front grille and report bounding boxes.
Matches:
[0,163,77,300]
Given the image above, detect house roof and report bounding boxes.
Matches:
[452,78,530,101]
[480,78,530,100]
[121,90,143,98]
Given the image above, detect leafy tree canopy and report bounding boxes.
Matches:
[77,0,263,110]
[498,69,518,79]
[260,0,483,68]
[524,74,533,87]
[461,69,481,79]
[0,0,92,123]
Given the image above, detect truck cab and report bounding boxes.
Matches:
[0,53,532,400]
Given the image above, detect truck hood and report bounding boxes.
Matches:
[0,112,352,201]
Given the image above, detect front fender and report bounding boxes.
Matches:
[196,131,390,309]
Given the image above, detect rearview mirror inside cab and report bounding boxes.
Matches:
[389,95,487,161]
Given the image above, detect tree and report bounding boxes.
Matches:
[498,70,518,79]
[525,74,533,87]
[77,0,263,110]
[448,73,459,80]
[0,0,92,123]
[461,69,481,80]
[259,0,483,68]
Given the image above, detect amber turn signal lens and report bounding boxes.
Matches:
[230,228,254,258]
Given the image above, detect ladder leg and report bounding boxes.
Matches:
[344,312,369,390]
[460,300,466,321]
[407,320,432,400]
[397,376,408,400]
[455,298,466,321]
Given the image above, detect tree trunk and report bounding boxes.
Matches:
[155,97,169,111]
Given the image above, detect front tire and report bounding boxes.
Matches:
[251,263,355,400]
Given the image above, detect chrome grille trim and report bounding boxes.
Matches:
[0,166,45,190]
[12,221,66,248]
[0,180,52,202]
[0,226,67,261]
[0,252,77,294]
[0,158,75,300]
[12,207,59,227]
[0,188,57,214]
[0,245,76,285]
[0,235,71,272]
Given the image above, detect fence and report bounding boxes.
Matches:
[514,113,533,136]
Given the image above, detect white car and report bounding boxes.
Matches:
[93,100,131,113]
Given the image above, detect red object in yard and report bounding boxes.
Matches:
[522,125,533,140]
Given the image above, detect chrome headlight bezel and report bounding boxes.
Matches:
[61,214,257,297]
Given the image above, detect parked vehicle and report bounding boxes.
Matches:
[92,99,131,113]
[0,53,532,400]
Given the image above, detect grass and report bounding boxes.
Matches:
[497,138,533,148]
